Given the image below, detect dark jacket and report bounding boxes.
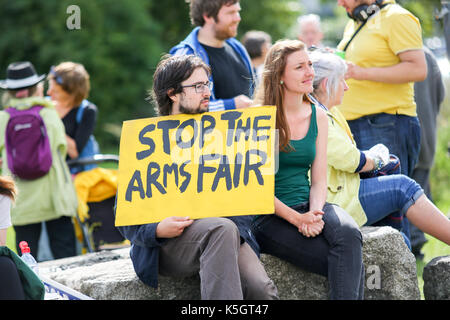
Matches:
[413,47,445,170]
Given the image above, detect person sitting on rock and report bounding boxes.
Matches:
[251,39,365,300]
[117,54,278,300]
[308,49,450,248]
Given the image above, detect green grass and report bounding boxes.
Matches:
[6,226,16,253]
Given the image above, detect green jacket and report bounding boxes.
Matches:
[0,97,77,225]
[326,107,367,227]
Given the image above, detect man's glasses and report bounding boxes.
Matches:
[49,66,64,85]
[181,81,213,94]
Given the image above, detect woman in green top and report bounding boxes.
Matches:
[251,39,364,299]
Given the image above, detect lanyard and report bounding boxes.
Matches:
[307,94,328,112]
[342,20,367,52]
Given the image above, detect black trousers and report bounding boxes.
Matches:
[14,216,76,261]
[0,256,25,299]
[252,202,365,300]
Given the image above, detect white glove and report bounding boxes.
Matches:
[363,143,390,167]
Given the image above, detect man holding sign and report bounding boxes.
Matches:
[117,55,278,300]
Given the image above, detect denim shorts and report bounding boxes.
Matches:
[359,174,424,229]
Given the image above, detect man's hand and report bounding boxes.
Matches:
[345,61,366,81]
[345,49,427,83]
[234,94,253,109]
[156,216,194,239]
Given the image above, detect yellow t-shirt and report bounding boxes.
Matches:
[337,0,423,120]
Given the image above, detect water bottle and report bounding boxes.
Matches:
[335,50,346,60]
[19,241,39,275]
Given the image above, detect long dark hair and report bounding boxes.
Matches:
[254,39,308,152]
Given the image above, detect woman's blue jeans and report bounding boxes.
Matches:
[251,202,364,300]
[360,174,424,249]
[348,113,421,243]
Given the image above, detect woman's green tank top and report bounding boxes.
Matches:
[275,104,317,207]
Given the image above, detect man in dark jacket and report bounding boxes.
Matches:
[117,54,278,300]
[170,0,255,112]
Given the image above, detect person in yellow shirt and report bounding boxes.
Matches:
[336,0,427,175]
[336,0,427,245]
[308,50,450,250]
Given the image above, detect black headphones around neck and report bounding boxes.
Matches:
[348,0,387,22]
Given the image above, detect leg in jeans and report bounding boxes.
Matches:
[360,174,450,245]
[0,256,26,299]
[159,217,243,300]
[14,222,41,258]
[252,202,364,300]
[321,203,364,300]
[348,113,421,244]
[238,242,279,300]
[360,174,424,249]
[360,175,424,226]
[46,216,77,259]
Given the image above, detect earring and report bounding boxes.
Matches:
[280,80,284,85]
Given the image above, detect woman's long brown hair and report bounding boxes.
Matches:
[0,176,17,202]
[254,39,308,152]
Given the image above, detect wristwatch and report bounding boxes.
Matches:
[373,158,383,174]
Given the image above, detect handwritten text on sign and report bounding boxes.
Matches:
[115,106,276,226]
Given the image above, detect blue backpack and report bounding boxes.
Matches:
[69,100,100,174]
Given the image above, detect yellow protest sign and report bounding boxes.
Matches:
[114,106,276,226]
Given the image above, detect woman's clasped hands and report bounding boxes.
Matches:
[296,210,325,238]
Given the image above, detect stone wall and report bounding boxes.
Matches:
[39,226,421,300]
[423,255,450,300]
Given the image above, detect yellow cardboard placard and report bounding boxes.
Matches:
[115,106,276,226]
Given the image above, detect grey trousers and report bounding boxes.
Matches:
[158,217,278,300]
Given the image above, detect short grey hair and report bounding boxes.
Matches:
[297,14,322,31]
[310,51,347,100]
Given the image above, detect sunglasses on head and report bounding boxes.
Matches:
[49,66,63,85]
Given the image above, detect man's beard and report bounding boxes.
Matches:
[213,20,238,40]
[179,103,208,114]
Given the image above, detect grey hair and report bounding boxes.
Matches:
[310,50,347,101]
[297,14,322,31]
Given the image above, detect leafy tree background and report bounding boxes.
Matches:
[0,0,445,151]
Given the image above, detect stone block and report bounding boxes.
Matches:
[39,226,420,300]
[423,255,450,300]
